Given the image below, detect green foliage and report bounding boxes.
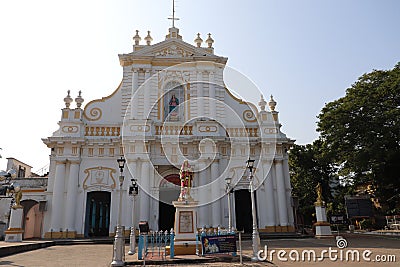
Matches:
[289,141,339,225]
[359,218,373,230]
[290,64,400,224]
[317,63,400,209]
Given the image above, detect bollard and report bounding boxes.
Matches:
[169,229,175,259]
[138,234,144,260]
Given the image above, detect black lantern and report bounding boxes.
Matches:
[117,156,126,173]
[129,178,139,196]
[246,158,255,173]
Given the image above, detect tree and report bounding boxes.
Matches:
[289,140,340,225]
[317,63,400,211]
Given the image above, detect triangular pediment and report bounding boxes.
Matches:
[126,38,221,59]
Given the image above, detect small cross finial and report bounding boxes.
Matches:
[168,0,180,28]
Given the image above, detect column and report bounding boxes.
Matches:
[65,161,80,232]
[275,160,288,226]
[198,161,208,227]
[149,166,157,230]
[197,71,204,117]
[283,157,295,227]
[129,161,137,227]
[143,70,151,119]
[131,70,139,119]
[139,161,150,221]
[50,161,66,232]
[265,164,276,227]
[208,72,216,119]
[211,161,221,227]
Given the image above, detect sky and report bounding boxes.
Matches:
[0,0,399,173]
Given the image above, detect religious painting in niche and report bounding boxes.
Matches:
[164,81,184,121]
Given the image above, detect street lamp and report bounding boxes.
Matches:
[246,158,260,261]
[225,177,233,232]
[111,156,126,267]
[128,178,138,255]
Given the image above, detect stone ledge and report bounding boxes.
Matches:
[0,241,55,257]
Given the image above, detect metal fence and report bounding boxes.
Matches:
[138,229,175,260]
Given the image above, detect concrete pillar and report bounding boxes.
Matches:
[143,70,151,119]
[275,160,288,226]
[50,161,66,231]
[211,161,221,227]
[208,71,216,119]
[198,161,208,227]
[283,157,294,226]
[265,165,276,227]
[131,70,139,119]
[197,71,204,117]
[128,160,137,227]
[65,161,80,232]
[139,161,150,221]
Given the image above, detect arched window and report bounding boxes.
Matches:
[164,81,184,121]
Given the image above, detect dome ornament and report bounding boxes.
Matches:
[258,94,267,111]
[268,95,277,111]
[205,33,214,48]
[133,30,141,45]
[75,90,84,108]
[64,90,73,108]
[194,33,203,48]
[144,31,153,45]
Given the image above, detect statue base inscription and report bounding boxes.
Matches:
[172,200,198,255]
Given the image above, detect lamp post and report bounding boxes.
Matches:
[111,156,126,267]
[225,177,233,232]
[246,158,260,261]
[128,178,138,255]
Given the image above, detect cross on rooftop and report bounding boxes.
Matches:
[168,0,180,28]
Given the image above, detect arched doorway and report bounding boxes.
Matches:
[85,191,111,237]
[21,200,44,239]
[234,189,257,233]
[158,174,180,231]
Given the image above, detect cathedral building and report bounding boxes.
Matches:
[42,25,295,238]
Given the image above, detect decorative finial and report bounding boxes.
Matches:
[205,33,214,48]
[133,30,141,45]
[64,90,73,108]
[194,33,203,48]
[75,90,84,108]
[144,31,153,45]
[268,95,277,111]
[258,94,266,111]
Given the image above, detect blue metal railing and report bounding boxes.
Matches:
[138,229,175,260]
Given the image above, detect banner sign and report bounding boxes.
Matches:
[330,215,347,224]
[201,234,237,254]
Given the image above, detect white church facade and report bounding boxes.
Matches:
[42,26,295,238]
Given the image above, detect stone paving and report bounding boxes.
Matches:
[0,234,398,266]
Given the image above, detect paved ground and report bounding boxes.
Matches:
[0,234,399,266]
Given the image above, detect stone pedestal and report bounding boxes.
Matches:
[314,202,332,238]
[5,208,24,242]
[172,200,198,255]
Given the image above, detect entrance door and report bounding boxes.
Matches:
[234,189,257,233]
[85,191,111,237]
[158,174,180,231]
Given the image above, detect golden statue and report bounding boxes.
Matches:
[7,183,23,209]
[315,182,324,206]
